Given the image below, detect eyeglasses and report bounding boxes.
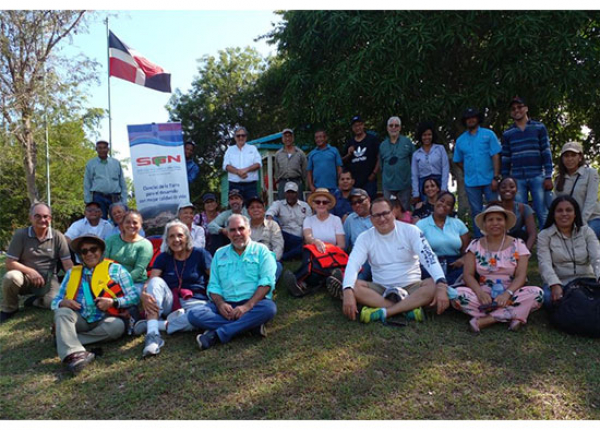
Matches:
[80,246,100,255]
[388,124,400,128]
[228,226,246,233]
[235,134,247,138]
[511,104,525,111]
[351,198,366,205]
[313,200,330,205]
[371,210,392,219]
[33,214,51,220]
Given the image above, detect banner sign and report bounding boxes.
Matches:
[128,122,189,233]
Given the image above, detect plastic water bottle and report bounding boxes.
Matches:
[491,279,504,299]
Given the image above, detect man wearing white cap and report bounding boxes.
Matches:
[266,181,312,260]
[177,202,205,249]
[274,128,307,200]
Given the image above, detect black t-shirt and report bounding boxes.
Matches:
[344,132,380,187]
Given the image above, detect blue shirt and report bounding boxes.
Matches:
[453,127,501,187]
[187,159,200,183]
[410,144,450,196]
[307,145,343,190]
[332,188,353,219]
[343,213,373,251]
[152,248,212,299]
[416,215,468,257]
[501,120,553,180]
[208,240,276,302]
[379,135,415,191]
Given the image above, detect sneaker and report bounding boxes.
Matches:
[0,310,17,323]
[133,319,147,336]
[405,307,424,322]
[142,332,164,358]
[326,269,344,300]
[196,330,218,350]
[249,324,267,338]
[360,306,386,324]
[278,269,296,292]
[63,351,95,374]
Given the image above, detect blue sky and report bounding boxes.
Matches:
[61,10,281,175]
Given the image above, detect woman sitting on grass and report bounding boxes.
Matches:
[451,204,543,333]
[416,191,469,285]
[537,196,600,307]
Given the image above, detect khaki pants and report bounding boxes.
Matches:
[54,307,125,361]
[1,270,60,313]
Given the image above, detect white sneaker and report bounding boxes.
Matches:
[142,332,165,358]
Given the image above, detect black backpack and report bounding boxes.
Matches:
[548,277,600,338]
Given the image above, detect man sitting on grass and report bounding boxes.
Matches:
[51,235,139,374]
[187,214,277,350]
[341,198,449,323]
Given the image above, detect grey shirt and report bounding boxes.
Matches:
[265,200,312,237]
[274,146,307,182]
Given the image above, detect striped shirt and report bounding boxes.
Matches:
[501,120,553,179]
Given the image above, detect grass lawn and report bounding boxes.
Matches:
[1,253,599,420]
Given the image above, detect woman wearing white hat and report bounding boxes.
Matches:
[451,204,543,333]
[554,141,600,239]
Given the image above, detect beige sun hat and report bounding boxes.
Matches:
[307,188,336,210]
[474,204,517,235]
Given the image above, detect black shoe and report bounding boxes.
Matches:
[288,279,310,297]
[0,311,17,323]
[250,324,267,338]
[63,351,95,374]
[278,269,296,292]
[326,269,344,300]
[196,330,218,351]
[24,296,38,308]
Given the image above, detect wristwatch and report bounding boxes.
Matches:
[493,175,502,182]
[112,298,119,308]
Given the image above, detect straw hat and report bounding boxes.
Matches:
[474,205,517,235]
[307,188,336,210]
[70,234,106,254]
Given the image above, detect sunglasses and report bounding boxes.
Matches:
[371,210,392,219]
[313,200,330,205]
[235,134,247,138]
[80,246,100,255]
[351,198,366,205]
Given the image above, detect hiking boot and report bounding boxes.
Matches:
[249,324,267,338]
[24,296,38,308]
[133,319,147,336]
[0,310,17,323]
[196,330,218,351]
[278,269,296,292]
[288,279,310,298]
[360,306,386,324]
[142,332,164,358]
[63,351,95,374]
[326,269,344,300]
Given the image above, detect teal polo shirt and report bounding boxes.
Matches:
[416,215,468,257]
[379,135,415,191]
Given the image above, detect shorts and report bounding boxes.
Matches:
[365,280,423,302]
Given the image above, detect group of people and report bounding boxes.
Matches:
[2,96,600,375]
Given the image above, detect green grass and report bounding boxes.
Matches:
[1,255,599,419]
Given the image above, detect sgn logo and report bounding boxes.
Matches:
[136,155,181,167]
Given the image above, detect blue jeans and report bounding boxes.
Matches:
[587,218,600,240]
[362,180,378,200]
[282,231,304,260]
[515,176,551,227]
[465,184,498,238]
[228,181,258,203]
[92,192,121,220]
[187,299,277,344]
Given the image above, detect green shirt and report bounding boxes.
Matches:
[83,156,127,203]
[379,135,415,191]
[104,234,153,284]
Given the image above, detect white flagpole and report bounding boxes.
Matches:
[106,17,113,156]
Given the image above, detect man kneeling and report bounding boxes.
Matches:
[342,198,449,323]
[51,235,139,374]
[188,214,277,350]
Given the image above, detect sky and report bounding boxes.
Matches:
[60,9,281,176]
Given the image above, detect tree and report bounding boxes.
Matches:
[167,46,285,200]
[0,11,97,205]
[267,11,600,216]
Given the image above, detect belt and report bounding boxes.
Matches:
[93,191,120,198]
[279,177,301,182]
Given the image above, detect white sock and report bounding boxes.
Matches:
[157,320,167,332]
[381,308,387,319]
[147,319,159,335]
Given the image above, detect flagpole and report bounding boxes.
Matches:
[106,17,113,156]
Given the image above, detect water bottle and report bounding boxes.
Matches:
[491,279,504,299]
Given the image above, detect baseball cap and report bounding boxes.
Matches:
[177,201,195,212]
[509,96,526,107]
[202,192,217,203]
[228,189,243,199]
[351,115,363,125]
[560,141,583,155]
[282,128,294,134]
[349,188,369,199]
[284,182,299,193]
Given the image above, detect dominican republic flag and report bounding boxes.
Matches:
[108,30,171,93]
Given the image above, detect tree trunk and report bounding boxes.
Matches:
[21,115,39,205]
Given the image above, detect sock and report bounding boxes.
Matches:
[147,319,159,335]
[372,308,386,322]
[157,320,167,332]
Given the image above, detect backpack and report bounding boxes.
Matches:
[548,277,600,337]
[294,243,348,288]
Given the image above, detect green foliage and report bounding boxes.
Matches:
[167,47,286,202]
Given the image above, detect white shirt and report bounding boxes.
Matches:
[191,224,206,249]
[222,143,262,183]
[343,220,444,289]
[65,217,112,241]
[303,214,344,245]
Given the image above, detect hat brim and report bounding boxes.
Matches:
[474,208,517,236]
[307,189,337,210]
[461,113,484,126]
[70,235,106,254]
